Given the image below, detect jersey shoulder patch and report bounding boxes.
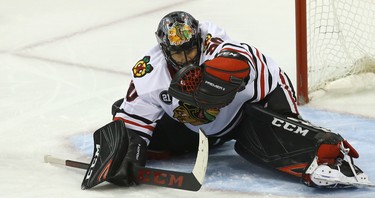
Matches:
[131,46,171,97]
[132,56,153,78]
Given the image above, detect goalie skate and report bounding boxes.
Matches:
[304,142,375,188]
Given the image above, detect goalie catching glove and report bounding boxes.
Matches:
[81,120,147,189]
[169,50,250,109]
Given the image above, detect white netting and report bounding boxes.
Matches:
[307,0,375,92]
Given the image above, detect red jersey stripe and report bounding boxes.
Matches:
[279,71,299,114]
[113,117,155,131]
[255,48,266,100]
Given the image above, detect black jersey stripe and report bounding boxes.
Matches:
[117,108,154,125]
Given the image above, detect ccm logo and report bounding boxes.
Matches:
[86,144,101,180]
[137,169,184,187]
[272,117,309,136]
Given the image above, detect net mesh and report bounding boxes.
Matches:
[307,0,375,92]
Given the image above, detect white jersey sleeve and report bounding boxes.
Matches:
[199,21,281,103]
[114,45,172,144]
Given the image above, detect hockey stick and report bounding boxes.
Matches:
[44,128,208,191]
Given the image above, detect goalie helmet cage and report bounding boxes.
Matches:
[295,0,375,104]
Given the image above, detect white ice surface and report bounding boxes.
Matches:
[0,0,374,197]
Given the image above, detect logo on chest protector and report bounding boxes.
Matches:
[271,117,309,136]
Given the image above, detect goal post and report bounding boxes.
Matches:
[295,0,375,104]
[295,0,309,104]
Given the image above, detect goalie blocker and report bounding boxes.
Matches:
[81,120,147,189]
[235,104,373,188]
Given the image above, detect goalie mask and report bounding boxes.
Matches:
[155,11,201,71]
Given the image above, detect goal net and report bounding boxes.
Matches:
[296,0,375,103]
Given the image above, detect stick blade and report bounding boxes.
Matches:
[132,128,209,191]
[192,128,209,185]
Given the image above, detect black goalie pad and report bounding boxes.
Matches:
[234,104,345,177]
[81,120,129,189]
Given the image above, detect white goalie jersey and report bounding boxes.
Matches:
[114,21,297,145]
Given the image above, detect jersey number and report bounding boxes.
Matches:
[126,81,138,102]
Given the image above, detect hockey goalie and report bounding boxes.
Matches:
[81,11,373,189]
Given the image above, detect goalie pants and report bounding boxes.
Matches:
[147,83,312,157]
[113,83,323,177]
